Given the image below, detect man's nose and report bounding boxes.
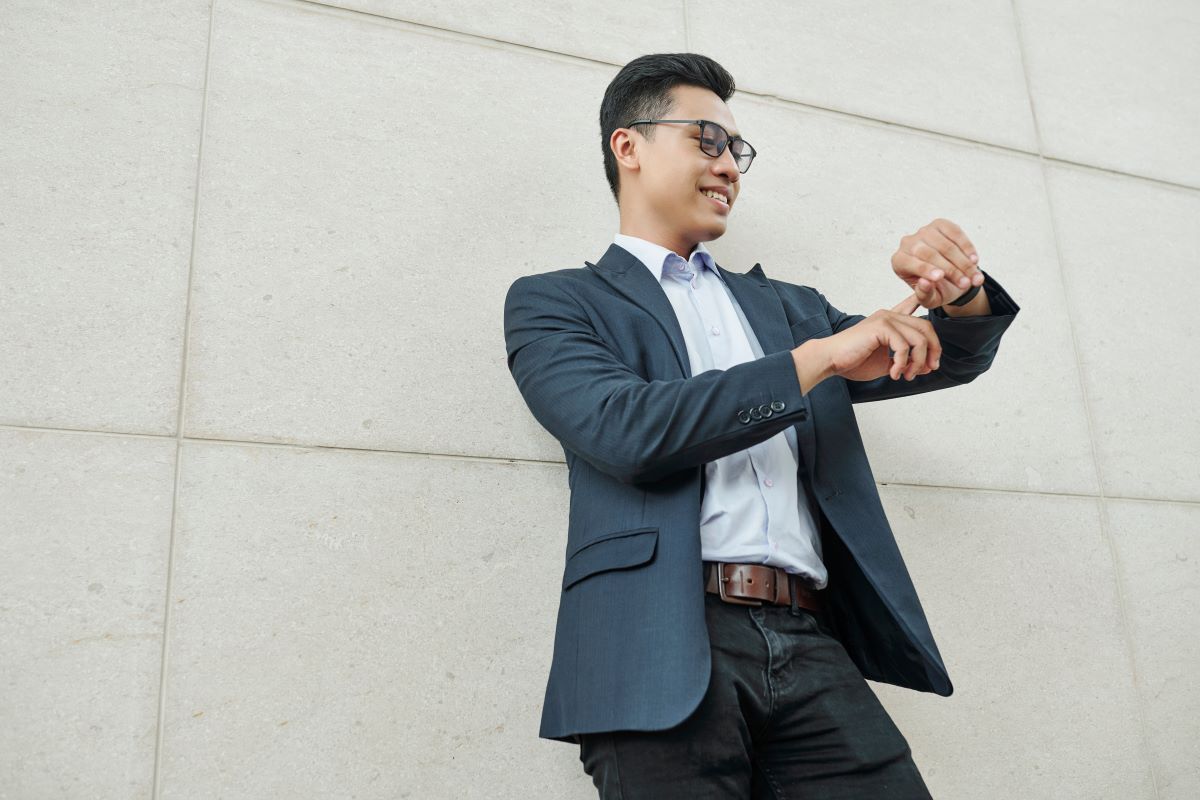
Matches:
[713,146,740,178]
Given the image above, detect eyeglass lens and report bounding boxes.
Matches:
[700,122,753,172]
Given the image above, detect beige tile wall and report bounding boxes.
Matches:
[1,0,1196,797]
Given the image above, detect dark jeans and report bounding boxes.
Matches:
[578,590,934,799]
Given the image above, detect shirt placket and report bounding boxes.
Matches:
[667,256,717,373]
[677,255,781,556]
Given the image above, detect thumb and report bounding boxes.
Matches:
[890,292,922,316]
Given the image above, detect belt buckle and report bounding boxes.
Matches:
[716,562,763,606]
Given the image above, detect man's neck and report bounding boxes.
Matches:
[616,226,697,261]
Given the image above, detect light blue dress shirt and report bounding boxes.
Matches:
[613,233,828,589]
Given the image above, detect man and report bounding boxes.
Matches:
[502,53,1020,798]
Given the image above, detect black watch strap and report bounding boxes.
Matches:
[946,281,983,306]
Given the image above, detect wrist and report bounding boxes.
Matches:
[945,281,982,307]
[792,338,833,396]
[938,271,991,317]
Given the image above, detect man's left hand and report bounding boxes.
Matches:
[890,218,985,309]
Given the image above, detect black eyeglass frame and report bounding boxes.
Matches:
[626,118,757,173]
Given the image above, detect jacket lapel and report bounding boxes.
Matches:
[720,261,819,479]
[586,243,692,377]
[586,245,799,376]
[715,261,795,358]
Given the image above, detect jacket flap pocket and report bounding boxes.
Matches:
[562,527,659,590]
[789,313,833,341]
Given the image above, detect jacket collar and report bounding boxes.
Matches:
[585,242,794,379]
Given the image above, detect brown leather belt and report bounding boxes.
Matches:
[704,561,826,613]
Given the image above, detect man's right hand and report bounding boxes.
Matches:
[791,293,942,394]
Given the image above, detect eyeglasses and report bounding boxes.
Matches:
[626,118,756,173]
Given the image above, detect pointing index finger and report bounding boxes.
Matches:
[890,292,922,316]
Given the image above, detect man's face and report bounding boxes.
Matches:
[618,84,744,252]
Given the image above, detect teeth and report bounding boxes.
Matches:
[702,189,728,204]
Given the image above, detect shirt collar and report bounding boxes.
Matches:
[612,233,723,285]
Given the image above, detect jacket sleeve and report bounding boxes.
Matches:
[503,274,812,484]
[816,269,1021,403]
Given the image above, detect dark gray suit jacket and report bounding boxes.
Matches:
[502,242,1020,744]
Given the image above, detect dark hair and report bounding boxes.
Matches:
[599,53,736,206]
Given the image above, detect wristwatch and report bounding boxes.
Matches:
[946,277,984,307]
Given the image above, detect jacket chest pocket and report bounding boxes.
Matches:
[789,313,833,343]
[562,527,659,590]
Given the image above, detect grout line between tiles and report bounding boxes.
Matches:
[261,0,1199,193]
[3,421,1198,510]
[150,1,219,796]
[1009,2,1162,797]
[869,481,1183,507]
[265,0,616,68]
[3,0,1185,794]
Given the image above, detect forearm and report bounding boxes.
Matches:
[791,338,834,396]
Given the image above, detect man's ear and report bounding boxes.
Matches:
[611,128,640,174]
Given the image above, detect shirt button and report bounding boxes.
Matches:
[764,478,773,487]
[710,325,720,335]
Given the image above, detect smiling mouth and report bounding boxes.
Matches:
[700,190,730,212]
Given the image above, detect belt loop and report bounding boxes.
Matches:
[788,573,799,613]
